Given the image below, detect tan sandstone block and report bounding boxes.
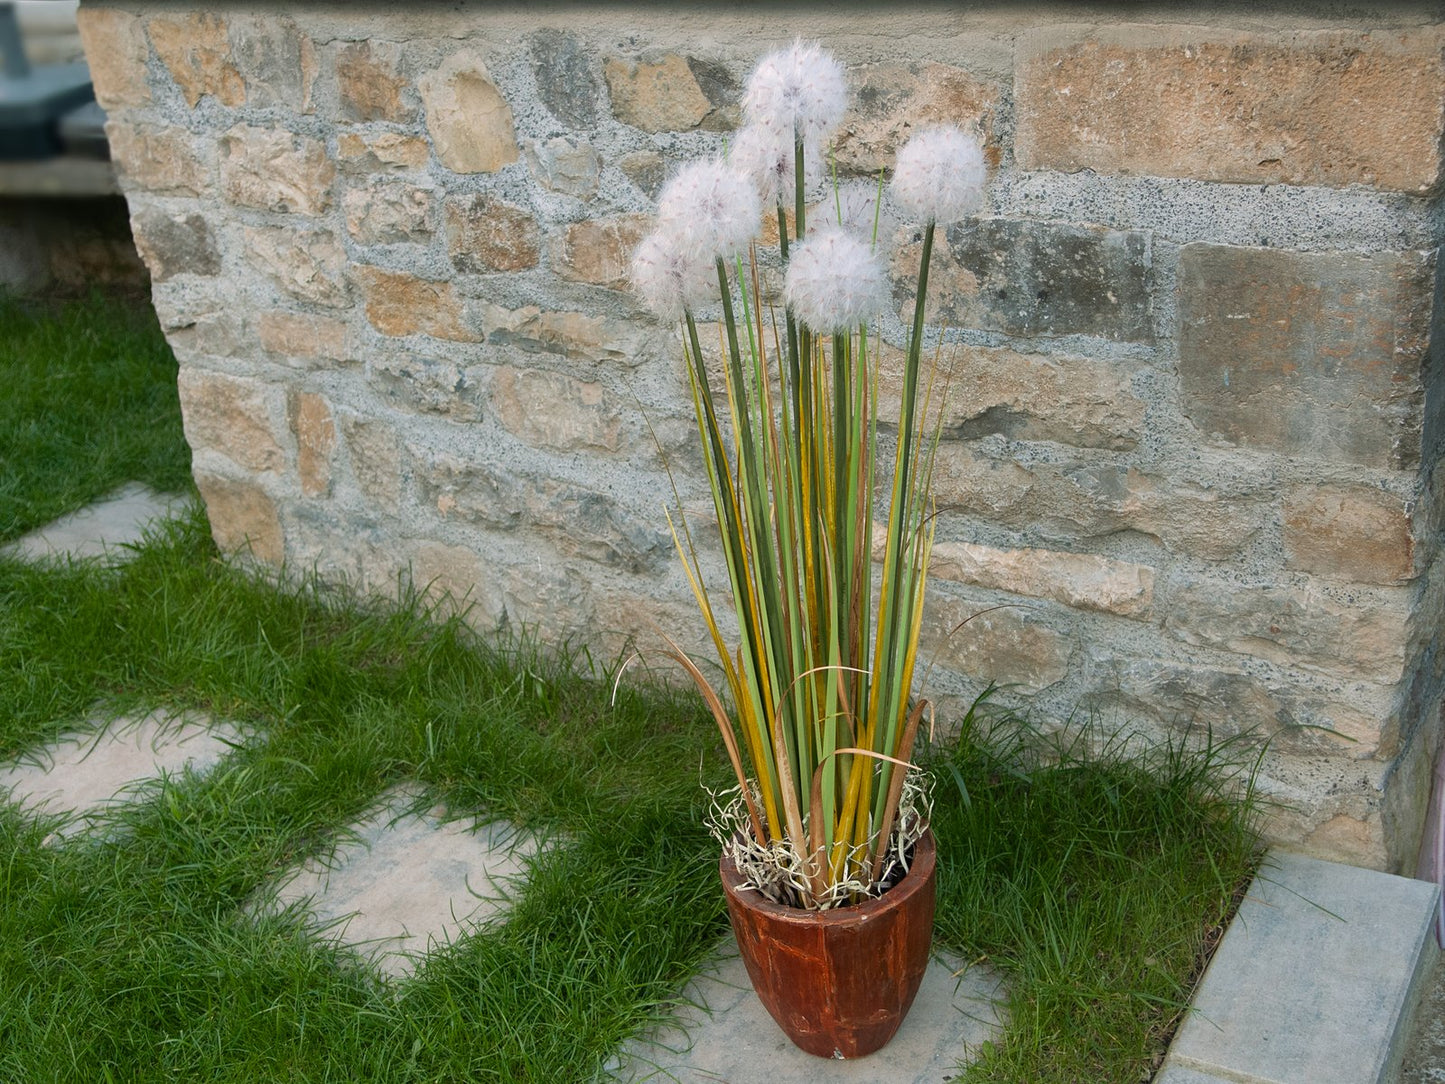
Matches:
[288,392,336,497]
[419,52,518,173]
[356,267,476,341]
[177,370,285,474]
[221,124,335,215]
[194,473,284,564]
[105,122,208,196]
[337,131,429,173]
[553,214,651,290]
[605,54,712,132]
[929,538,1154,618]
[258,311,350,365]
[344,183,433,244]
[76,8,151,108]
[443,194,539,273]
[480,304,656,364]
[834,62,998,175]
[409,541,490,618]
[338,413,402,510]
[244,225,347,308]
[1016,25,1445,194]
[227,13,317,113]
[492,368,622,452]
[923,596,1073,693]
[149,12,245,108]
[336,40,412,123]
[1284,484,1416,586]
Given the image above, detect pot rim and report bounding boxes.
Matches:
[718,827,936,928]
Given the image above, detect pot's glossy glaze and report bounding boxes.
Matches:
[719,830,936,1059]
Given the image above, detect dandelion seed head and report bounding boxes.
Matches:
[630,229,716,322]
[656,159,761,261]
[743,40,848,146]
[820,179,897,250]
[784,228,887,332]
[729,123,821,208]
[891,126,987,226]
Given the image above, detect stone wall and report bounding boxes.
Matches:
[77,1,1445,874]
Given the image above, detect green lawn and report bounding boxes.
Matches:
[0,295,1261,1082]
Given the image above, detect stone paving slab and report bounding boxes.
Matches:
[1160,849,1441,1084]
[257,785,540,978]
[3,481,185,561]
[0,709,242,836]
[608,941,1006,1083]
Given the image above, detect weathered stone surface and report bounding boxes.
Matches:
[1016,26,1445,194]
[1179,245,1434,470]
[194,473,284,564]
[491,368,622,452]
[1284,484,1415,586]
[480,303,658,364]
[258,311,349,365]
[526,137,601,199]
[229,14,317,112]
[877,342,1143,450]
[178,370,285,474]
[409,541,500,622]
[553,214,650,290]
[355,266,476,341]
[605,54,717,132]
[336,40,412,123]
[338,413,402,510]
[419,52,518,173]
[244,225,347,307]
[130,208,220,282]
[289,391,336,497]
[894,219,1154,342]
[337,131,429,173]
[923,595,1073,692]
[105,122,208,196]
[148,13,245,108]
[529,29,598,129]
[443,194,539,273]
[835,62,997,175]
[343,182,433,244]
[76,8,151,108]
[619,150,665,199]
[1166,578,1411,683]
[369,355,483,420]
[930,538,1154,617]
[221,124,335,214]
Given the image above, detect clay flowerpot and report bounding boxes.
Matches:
[718,829,937,1059]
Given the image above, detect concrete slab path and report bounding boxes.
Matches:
[3,481,185,561]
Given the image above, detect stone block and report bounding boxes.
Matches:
[552,214,651,290]
[419,51,518,174]
[228,14,317,112]
[893,219,1154,342]
[443,194,539,273]
[105,122,209,196]
[408,540,496,620]
[834,61,997,176]
[605,54,722,132]
[338,413,402,511]
[148,12,245,108]
[922,594,1073,692]
[177,369,284,474]
[368,355,484,421]
[3,482,184,564]
[130,207,220,282]
[529,29,599,129]
[343,182,434,244]
[244,224,347,308]
[619,150,665,199]
[76,8,151,108]
[337,131,429,173]
[525,137,601,199]
[1178,245,1434,469]
[336,40,412,123]
[1284,484,1416,586]
[491,367,622,452]
[194,473,284,564]
[1016,26,1445,194]
[877,342,1143,450]
[481,304,661,365]
[221,124,335,215]
[355,266,477,342]
[258,311,350,365]
[288,391,336,497]
[930,538,1154,617]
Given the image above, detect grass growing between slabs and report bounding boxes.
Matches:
[0,509,1261,1083]
[0,293,193,542]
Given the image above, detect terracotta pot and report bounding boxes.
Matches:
[718,829,936,1059]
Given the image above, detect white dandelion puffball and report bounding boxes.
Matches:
[891,126,988,226]
[729,123,821,208]
[784,228,887,332]
[630,229,716,322]
[656,159,761,261]
[743,40,848,146]
[822,179,896,248]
